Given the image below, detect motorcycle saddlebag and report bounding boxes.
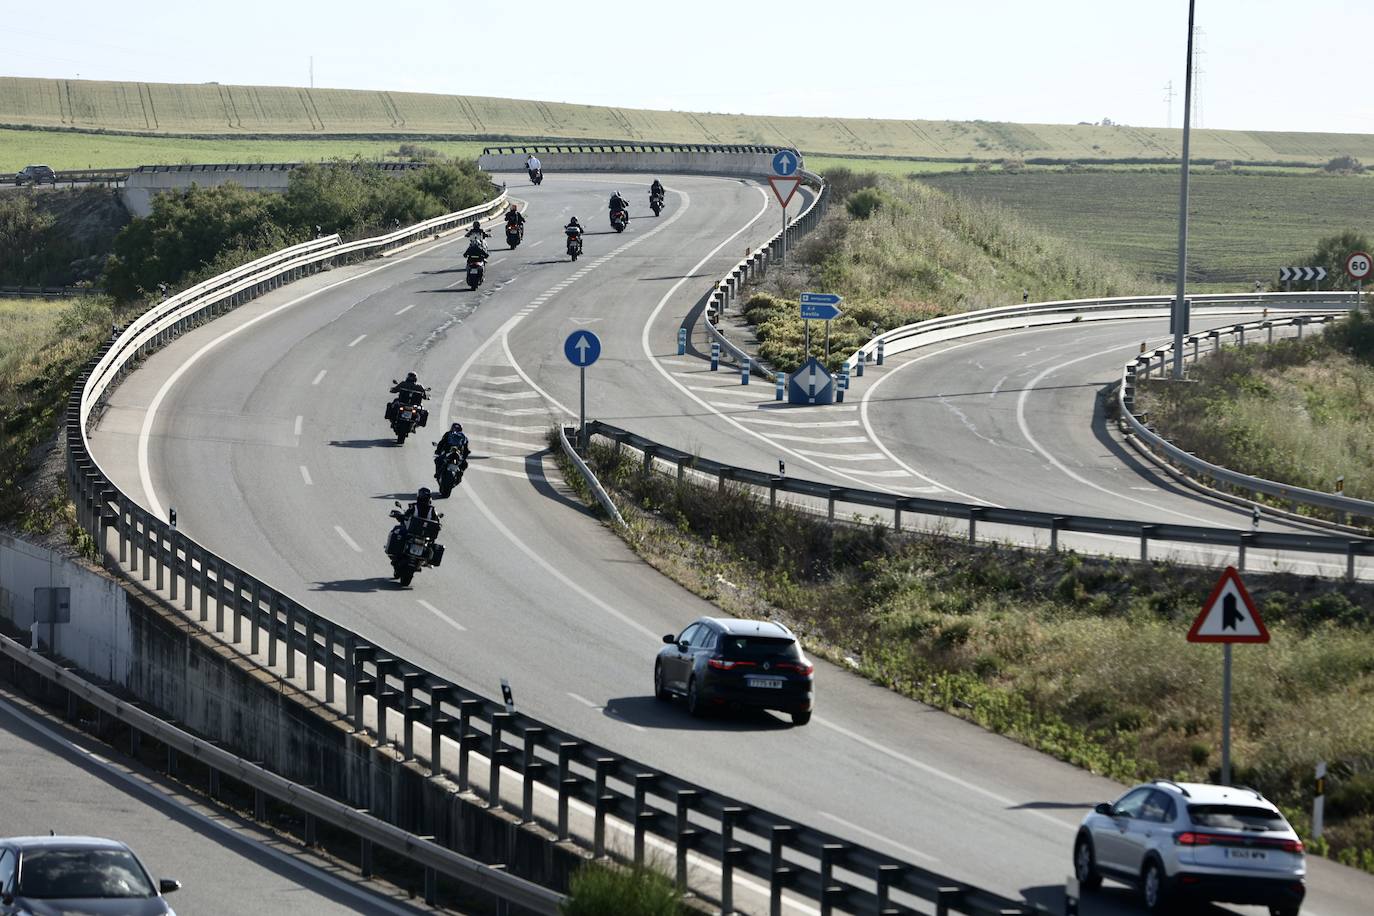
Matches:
[385,400,397,422]
[430,542,444,568]
[417,408,429,428]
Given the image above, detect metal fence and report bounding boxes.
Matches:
[482,143,796,156]
[67,161,1035,914]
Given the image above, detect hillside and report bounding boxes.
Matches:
[5,76,1374,164]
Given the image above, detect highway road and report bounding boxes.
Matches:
[86,170,1374,914]
[0,690,432,914]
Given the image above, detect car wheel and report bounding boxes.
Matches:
[654,662,671,701]
[1140,859,1169,912]
[1073,835,1102,890]
[686,677,704,717]
[791,710,811,726]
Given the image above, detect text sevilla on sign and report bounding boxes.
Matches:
[768,176,802,208]
[1187,566,1270,643]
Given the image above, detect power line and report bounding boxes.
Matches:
[1163,80,1175,129]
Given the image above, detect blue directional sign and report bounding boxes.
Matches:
[787,357,834,405]
[564,330,601,367]
[800,292,842,306]
[772,150,799,177]
[799,291,843,321]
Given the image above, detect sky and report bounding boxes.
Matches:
[2,0,1371,134]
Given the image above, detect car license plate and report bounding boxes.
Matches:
[748,678,784,689]
[1225,848,1267,860]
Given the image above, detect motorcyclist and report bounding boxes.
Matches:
[564,216,583,240]
[389,372,427,408]
[389,486,441,557]
[504,204,525,230]
[649,179,665,200]
[433,422,471,475]
[464,219,491,261]
[608,190,629,214]
[525,154,542,176]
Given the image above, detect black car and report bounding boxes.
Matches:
[655,617,814,725]
[0,835,181,914]
[15,164,56,185]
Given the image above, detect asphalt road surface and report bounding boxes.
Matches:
[87,171,1374,914]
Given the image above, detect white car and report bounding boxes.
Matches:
[1074,780,1305,915]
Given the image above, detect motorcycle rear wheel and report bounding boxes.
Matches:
[397,568,414,587]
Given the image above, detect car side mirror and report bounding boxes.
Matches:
[662,634,675,644]
[1094,802,1115,816]
[159,878,181,895]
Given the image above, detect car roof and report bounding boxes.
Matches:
[1147,781,1276,808]
[1,836,132,851]
[705,617,795,639]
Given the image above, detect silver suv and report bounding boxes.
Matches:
[1074,780,1305,915]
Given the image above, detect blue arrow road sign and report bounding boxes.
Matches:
[800,303,842,321]
[772,150,799,177]
[800,292,842,306]
[564,330,602,367]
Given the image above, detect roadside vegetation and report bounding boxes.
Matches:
[561,860,688,916]
[0,188,130,287]
[743,169,1155,371]
[556,439,1374,871]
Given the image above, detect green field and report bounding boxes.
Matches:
[5,76,1374,165]
[918,170,1373,288]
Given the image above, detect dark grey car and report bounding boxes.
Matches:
[655,617,814,725]
[0,836,180,915]
[14,165,56,185]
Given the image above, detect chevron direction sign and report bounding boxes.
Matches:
[1278,266,1327,283]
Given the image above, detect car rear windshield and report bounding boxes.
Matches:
[17,848,155,899]
[719,635,800,660]
[1187,804,1288,831]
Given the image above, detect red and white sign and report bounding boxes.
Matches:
[768,176,802,208]
[1187,566,1269,644]
[1346,251,1372,281]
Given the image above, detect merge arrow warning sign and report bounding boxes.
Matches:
[1187,566,1269,643]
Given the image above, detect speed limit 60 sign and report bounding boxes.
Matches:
[1347,251,1372,280]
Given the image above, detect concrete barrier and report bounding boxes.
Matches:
[121,162,424,217]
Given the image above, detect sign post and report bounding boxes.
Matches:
[769,150,802,267]
[1187,566,1269,785]
[563,330,602,452]
[799,293,842,362]
[1346,251,1371,306]
[1278,266,1328,292]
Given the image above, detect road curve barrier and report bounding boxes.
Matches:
[65,154,1034,914]
[479,142,795,178]
[584,420,1374,581]
[1119,312,1374,528]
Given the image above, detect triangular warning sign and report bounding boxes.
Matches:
[1187,566,1269,643]
[769,176,802,208]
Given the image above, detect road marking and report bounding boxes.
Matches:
[347,334,367,347]
[843,468,915,478]
[566,692,645,732]
[737,418,861,428]
[298,465,313,485]
[687,385,761,398]
[529,239,545,248]
[417,599,465,632]
[465,405,547,416]
[293,415,303,436]
[467,464,542,481]
[567,692,597,708]
[480,390,541,400]
[817,811,939,863]
[311,369,327,385]
[461,419,547,434]
[766,434,870,444]
[478,435,548,450]
[394,304,415,315]
[466,373,523,385]
[333,525,362,553]
[790,450,886,461]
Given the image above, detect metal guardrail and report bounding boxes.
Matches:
[1119,313,1374,525]
[0,632,565,914]
[482,142,795,156]
[0,167,130,187]
[558,425,628,531]
[584,420,1374,580]
[0,285,101,299]
[65,153,1036,915]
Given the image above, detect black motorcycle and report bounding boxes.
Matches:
[610,208,629,233]
[566,231,583,261]
[505,221,524,249]
[650,192,664,217]
[384,385,430,445]
[434,443,470,497]
[528,167,543,185]
[466,255,485,289]
[385,505,444,587]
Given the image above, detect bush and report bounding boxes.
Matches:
[1325,155,1365,174]
[1213,160,1233,171]
[562,861,686,916]
[1310,229,1374,291]
[1001,157,1026,174]
[846,188,883,220]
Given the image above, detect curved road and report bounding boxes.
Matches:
[88,171,1373,914]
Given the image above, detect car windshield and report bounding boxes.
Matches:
[1188,804,1288,831]
[17,848,155,899]
[719,635,800,661]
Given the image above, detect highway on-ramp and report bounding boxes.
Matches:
[86,170,1374,914]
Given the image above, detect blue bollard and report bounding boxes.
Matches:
[775,371,785,401]
[710,341,720,371]
[741,362,750,385]
[856,354,865,377]
[677,327,687,355]
[836,368,849,403]
[877,338,885,366]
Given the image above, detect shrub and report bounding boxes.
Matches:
[1310,230,1374,291]
[1213,160,1233,171]
[562,860,686,915]
[1001,157,1026,174]
[846,188,883,220]
[1325,155,1365,174]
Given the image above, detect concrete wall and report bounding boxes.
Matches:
[122,168,294,217]
[479,150,778,177]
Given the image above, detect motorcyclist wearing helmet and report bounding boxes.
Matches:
[525,153,542,174]
[433,422,471,475]
[649,179,665,200]
[389,486,442,558]
[504,203,525,229]
[464,219,491,261]
[389,371,427,408]
[608,190,629,213]
[564,216,583,239]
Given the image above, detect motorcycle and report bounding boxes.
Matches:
[433,442,470,497]
[505,220,524,249]
[384,385,429,445]
[650,191,664,217]
[466,255,485,289]
[385,504,444,587]
[610,208,629,233]
[566,231,583,261]
[528,167,543,185]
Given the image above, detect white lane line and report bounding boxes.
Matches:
[791,450,886,462]
[466,374,522,385]
[394,304,415,315]
[461,419,546,434]
[417,599,466,632]
[467,464,544,481]
[333,525,362,553]
[298,465,313,485]
[844,468,916,478]
[0,698,423,916]
[347,334,367,347]
[293,415,303,436]
[567,693,597,708]
[529,239,545,248]
[311,369,327,386]
[566,692,645,733]
[480,390,541,401]
[818,810,940,864]
[687,385,762,398]
[766,434,870,444]
[465,405,547,416]
[478,435,548,450]
[737,418,861,428]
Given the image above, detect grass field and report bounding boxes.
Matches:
[918,170,1373,288]
[5,76,1374,165]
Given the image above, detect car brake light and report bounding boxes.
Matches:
[708,658,756,670]
[1280,838,1304,853]
[1175,832,1303,853]
[779,662,814,675]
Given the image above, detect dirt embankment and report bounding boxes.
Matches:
[0,187,130,286]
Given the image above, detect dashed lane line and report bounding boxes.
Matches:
[311,370,327,386]
[299,465,313,485]
[333,525,362,553]
[417,599,466,632]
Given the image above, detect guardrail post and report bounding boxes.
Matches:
[594,757,616,858]
[557,741,581,841]
[303,611,315,691]
[1297,316,1305,338]
[969,507,986,544]
[1238,533,1252,571]
[875,863,904,914]
[720,805,743,909]
[827,488,841,521]
[283,601,296,678]
[1236,324,1245,346]
[249,580,263,656]
[1140,525,1157,562]
[633,772,656,865]
[819,843,848,915]
[1347,543,1358,582]
[642,445,656,477]
[457,698,482,792]
[1265,320,1274,343]
[769,824,796,916]
[167,532,177,602]
[360,837,373,879]
[350,642,374,732]
[1190,336,1199,362]
[324,622,337,704]
[488,712,513,808]
[935,886,965,916]
[521,726,547,824]
[427,685,453,777]
[267,594,282,668]
[1050,517,1067,553]
[401,673,426,761]
[231,568,245,644]
[876,338,886,366]
[666,788,700,889]
[718,468,729,494]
